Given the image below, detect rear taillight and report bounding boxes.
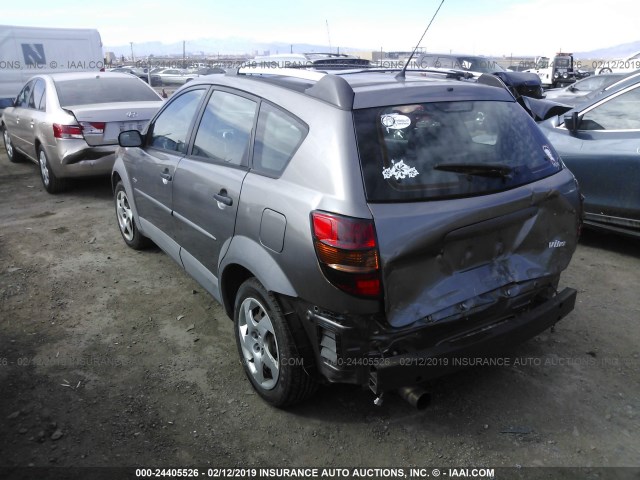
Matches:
[79,122,106,134]
[53,124,83,139]
[311,211,381,298]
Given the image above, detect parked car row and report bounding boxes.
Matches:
[149,67,226,86]
[1,62,637,409]
[405,53,545,100]
[543,72,625,104]
[108,66,150,82]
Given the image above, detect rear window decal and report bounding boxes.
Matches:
[382,159,419,180]
[381,114,411,130]
[543,145,560,168]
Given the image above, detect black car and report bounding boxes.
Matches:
[415,53,544,99]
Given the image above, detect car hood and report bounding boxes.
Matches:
[493,71,542,87]
[521,97,574,122]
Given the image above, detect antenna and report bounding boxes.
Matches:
[396,0,446,79]
[326,20,332,54]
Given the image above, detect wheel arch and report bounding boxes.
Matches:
[34,137,43,159]
[111,170,123,193]
[220,236,298,319]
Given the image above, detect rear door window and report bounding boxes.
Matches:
[354,100,562,202]
[192,90,257,166]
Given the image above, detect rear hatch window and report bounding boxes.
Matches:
[354,100,562,202]
[54,76,160,107]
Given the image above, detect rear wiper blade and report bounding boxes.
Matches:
[434,162,513,178]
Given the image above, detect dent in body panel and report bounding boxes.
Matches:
[372,171,581,328]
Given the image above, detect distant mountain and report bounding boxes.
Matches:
[575,40,640,59]
[105,37,360,59]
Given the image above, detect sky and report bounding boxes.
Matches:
[4,0,640,56]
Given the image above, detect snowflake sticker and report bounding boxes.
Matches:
[382,160,420,180]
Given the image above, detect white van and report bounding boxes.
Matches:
[0,25,103,111]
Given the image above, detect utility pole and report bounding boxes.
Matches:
[130,42,134,62]
[183,41,186,68]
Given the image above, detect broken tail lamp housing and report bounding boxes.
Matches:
[311,211,381,298]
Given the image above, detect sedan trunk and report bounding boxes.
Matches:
[65,102,160,145]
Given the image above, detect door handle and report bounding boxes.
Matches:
[160,169,172,182]
[213,190,233,206]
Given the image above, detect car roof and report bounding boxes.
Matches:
[37,72,138,81]
[182,68,515,110]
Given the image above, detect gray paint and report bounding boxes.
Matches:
[259,209,286,253]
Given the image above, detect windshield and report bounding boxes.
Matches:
[54,76,160,106]
[354,100,563,202]
[555,57,572,68]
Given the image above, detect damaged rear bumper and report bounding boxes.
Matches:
[368,287,576,394]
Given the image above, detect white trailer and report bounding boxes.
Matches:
[0,25,103,110]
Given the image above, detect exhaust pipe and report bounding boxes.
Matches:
[398,386,431,410]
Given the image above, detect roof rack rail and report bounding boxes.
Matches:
[227,66,482,110]
[336,67,474,80]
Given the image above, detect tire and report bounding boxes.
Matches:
[234,278,317,407]
[38,147,67,193]
[2,125,22,163]
[114,181,150,250]
[600,68,612,74]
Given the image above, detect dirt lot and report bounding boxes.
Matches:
[0,150,639,478]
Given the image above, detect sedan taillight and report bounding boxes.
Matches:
[311,211,381,298]
[52,124,83,139]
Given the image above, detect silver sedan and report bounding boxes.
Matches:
[150,69,199,86]
[1,72,164,193]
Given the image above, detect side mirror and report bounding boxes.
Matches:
[118,130,143,147]
[0,97,15,109]
[563,111,581,133]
